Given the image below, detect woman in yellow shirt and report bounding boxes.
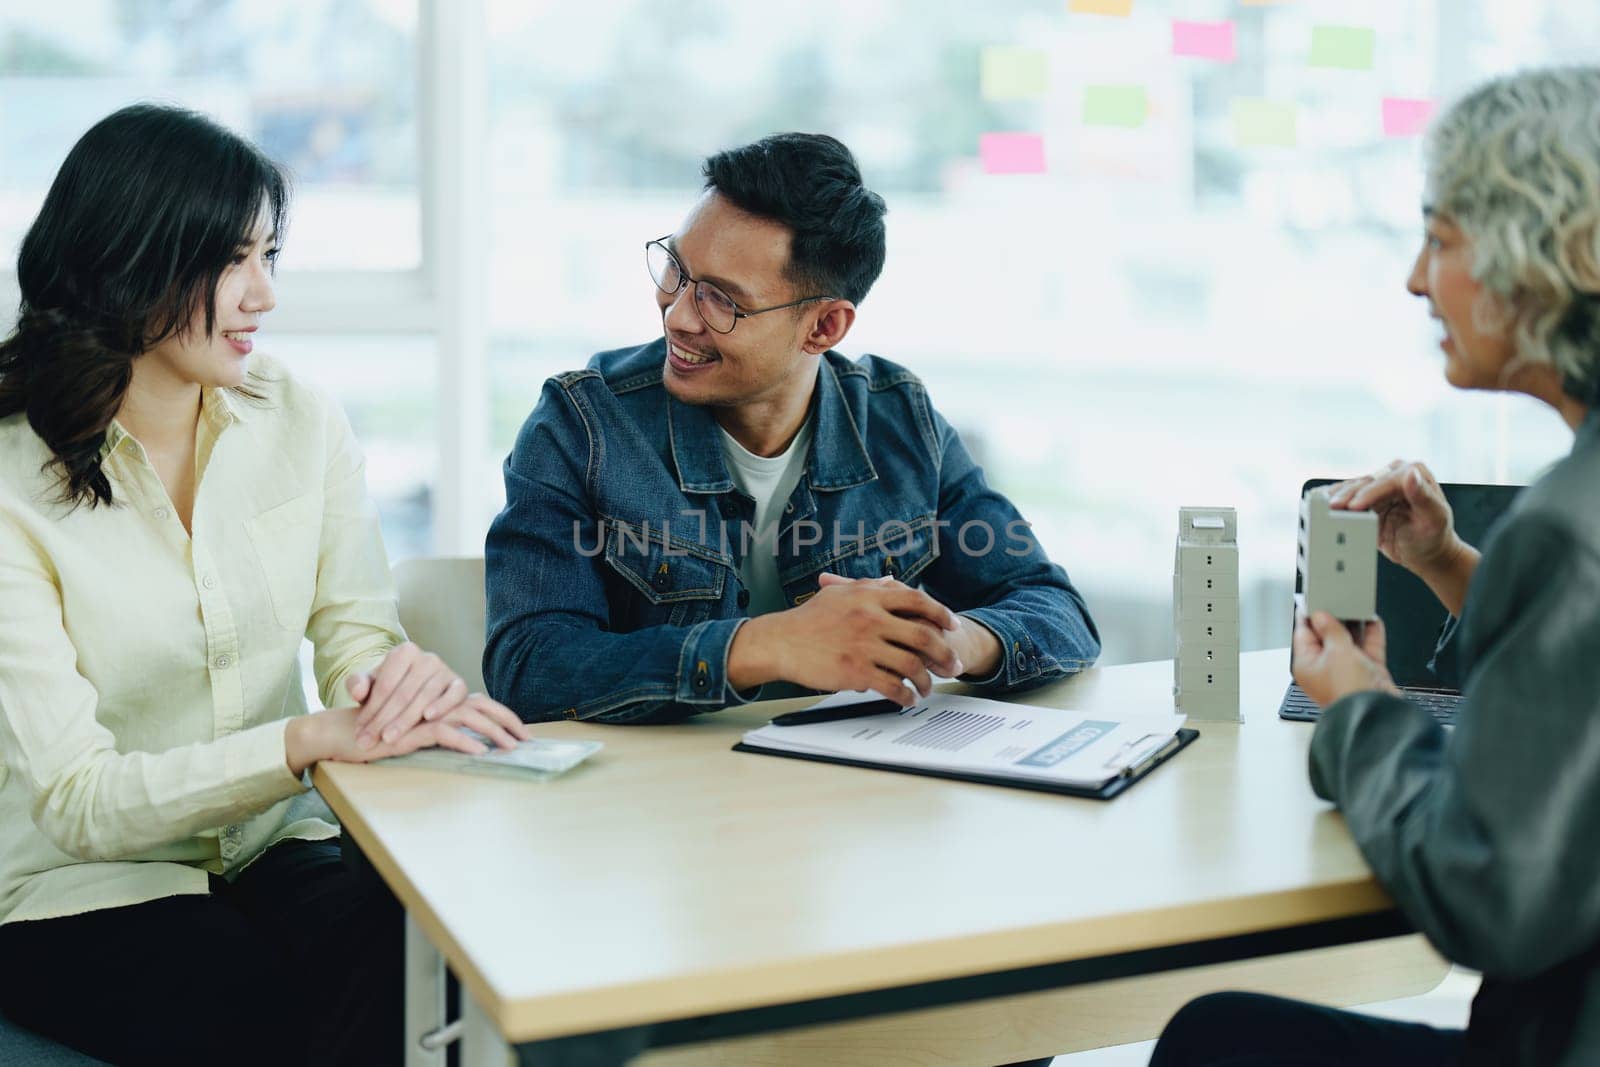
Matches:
[0,105,528,1064]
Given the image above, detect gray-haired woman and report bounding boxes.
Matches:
[1152,67,1600,1067]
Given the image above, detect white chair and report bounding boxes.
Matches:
[392,556,488,693]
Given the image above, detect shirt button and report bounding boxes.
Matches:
[153,507,169,520]
[214,654,232,670]
[202,575,217,590]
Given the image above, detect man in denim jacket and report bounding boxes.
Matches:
[485,133,1099,724]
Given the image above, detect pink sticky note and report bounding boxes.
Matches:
[980,133,1046,174]
[1382,97,1437,138]
[1172,20,1237,62]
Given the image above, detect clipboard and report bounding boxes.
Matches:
[733,727,1199,800]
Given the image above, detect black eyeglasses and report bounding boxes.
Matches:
[645,236,835,335]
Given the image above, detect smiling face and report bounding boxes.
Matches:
[1407,211,1517,391]
[655,191,828,410]
[141,205,278,389]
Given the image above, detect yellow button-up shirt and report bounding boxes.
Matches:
[0,353,403,925]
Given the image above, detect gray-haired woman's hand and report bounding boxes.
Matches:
[1326,460,1480,616]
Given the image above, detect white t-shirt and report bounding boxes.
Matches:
[720,418,815,617]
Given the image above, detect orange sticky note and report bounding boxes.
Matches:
[1068,0,1134,16]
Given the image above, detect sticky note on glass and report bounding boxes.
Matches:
[980,133,1046,174]
[1382,97,1436,137]
[1309,25,1376,70]
[1172,20,1237,62]
[980,47,1048,101]
[1068,0,1133,16]
[1083,85,1149,128]
[1232,99,1297,147]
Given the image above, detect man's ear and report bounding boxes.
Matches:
[802,300,856,354]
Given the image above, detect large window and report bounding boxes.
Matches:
[2,1,1592,664]
[0,0,434,554]
[0,1,419,269]
[481,0,1589,662]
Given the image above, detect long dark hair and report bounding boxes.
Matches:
[0,103,289,508]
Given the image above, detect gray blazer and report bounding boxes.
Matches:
[1311,409,1600,1067]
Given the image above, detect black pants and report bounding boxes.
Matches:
[0,836,403,1066]
[1150,991,1466,1066]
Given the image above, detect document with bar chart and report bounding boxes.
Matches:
[735,691,1197,799]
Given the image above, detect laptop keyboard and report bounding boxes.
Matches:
[1278,683,1460,725]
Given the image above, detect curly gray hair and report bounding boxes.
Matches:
[1425,66,1600,401]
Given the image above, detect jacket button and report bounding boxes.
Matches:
[737,589,750,608]
[882,555,898,576]
[653,568,670,591]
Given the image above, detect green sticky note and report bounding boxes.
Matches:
[1309,25,1376,70]
[1083,85,1148,128]
[1232,98,1298,146]
[981,47,1049,101]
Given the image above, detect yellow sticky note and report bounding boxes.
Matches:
[981,47,1049,101]
[1232,98,1298,146]
[1068,0,1134,16]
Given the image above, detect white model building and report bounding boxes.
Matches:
[1173,507,1240,722]
[1297,489,1379,621]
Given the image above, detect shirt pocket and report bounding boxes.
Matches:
[602,519,728,629]
[790,513,941,601]
[244,493,322,633]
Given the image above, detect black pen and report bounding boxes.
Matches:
[770,698,907,727]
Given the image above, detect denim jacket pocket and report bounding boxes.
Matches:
[603,518,729,627]
[244,493,321,632]
[788,513,941,602]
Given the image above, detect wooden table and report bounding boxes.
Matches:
[315,649,1447,1066]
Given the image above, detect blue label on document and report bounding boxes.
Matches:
[1017,720,1119,767]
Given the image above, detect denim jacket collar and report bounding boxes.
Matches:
[666,356,878,496]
